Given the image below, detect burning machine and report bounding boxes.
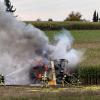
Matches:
[30,59,78,86]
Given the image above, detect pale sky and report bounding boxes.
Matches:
[9,0,100,21]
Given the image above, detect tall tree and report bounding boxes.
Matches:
[4,0,16,13]
[93,10,98,22]
[96,12,99,22]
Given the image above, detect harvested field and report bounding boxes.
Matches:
[0,86,100,100]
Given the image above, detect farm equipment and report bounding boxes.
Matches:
[30,59,80,87]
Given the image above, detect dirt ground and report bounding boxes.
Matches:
[0,85,100,99]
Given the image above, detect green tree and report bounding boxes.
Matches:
[4,0,16,13]
[48,18,53,21]
[36,18,42,22]
[93,10,98,22]
[65,11,82,21]
[96,12,99,22]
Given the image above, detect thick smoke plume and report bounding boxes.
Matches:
[0,2,84,85]
[50,30,84,67]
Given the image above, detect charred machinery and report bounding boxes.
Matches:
[30,59,79,86]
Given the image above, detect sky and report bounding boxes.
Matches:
[5,0,100,21]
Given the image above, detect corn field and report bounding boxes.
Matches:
[25,21,100,30]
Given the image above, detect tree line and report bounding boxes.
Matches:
[36,10,100,22]
[4,0,100,22]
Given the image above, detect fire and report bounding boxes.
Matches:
[30,59,70,86]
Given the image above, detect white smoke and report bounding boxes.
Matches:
[0,1,84,85]
[50,30,84,67]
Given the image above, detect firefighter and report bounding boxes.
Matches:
[41,64,49,87]
[1,74,4,85]
[62,74,67,87]
[0,74,4,85]
[0,74,2,84]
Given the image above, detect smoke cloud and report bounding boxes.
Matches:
[50,30,84,67]
[0,2,84,85]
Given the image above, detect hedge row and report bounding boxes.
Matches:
[25,21,100,30]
